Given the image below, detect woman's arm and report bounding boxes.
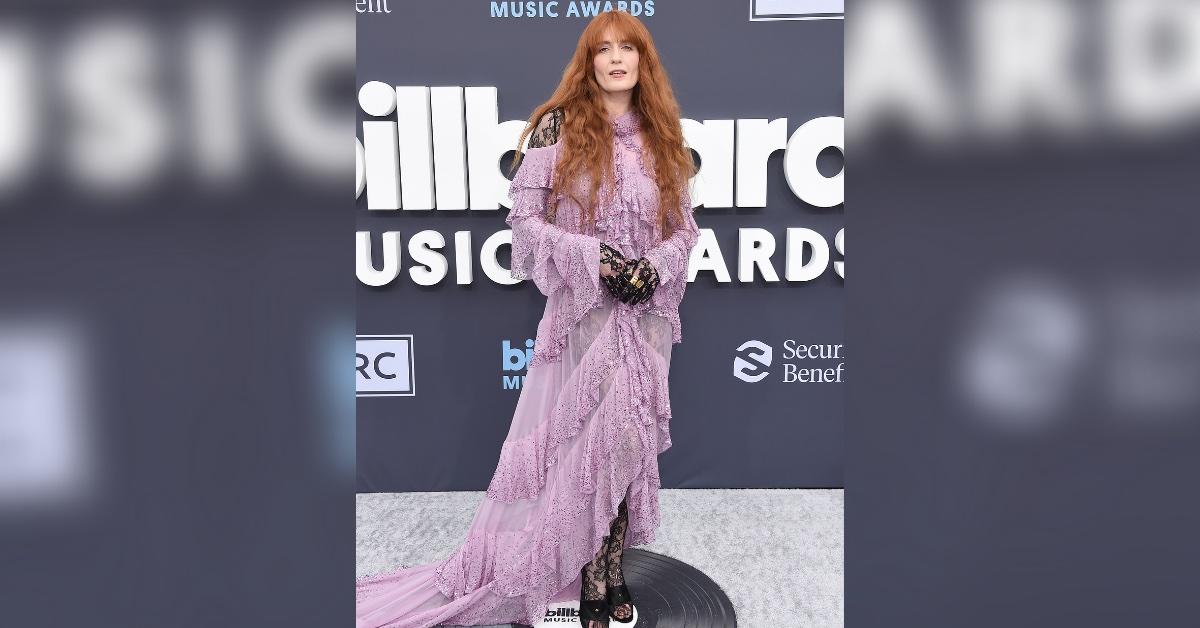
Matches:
[507,183,602,299]
[641,181,700,288]
[506,109,604,300]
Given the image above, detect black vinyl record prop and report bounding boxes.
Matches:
[515,548,737,628]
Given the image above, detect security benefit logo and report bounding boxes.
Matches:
[733,339,844,383]
[733,340,773,383]
[356,335,415,397]
[501,338,535,390]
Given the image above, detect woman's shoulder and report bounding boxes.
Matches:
[527,106,564,149]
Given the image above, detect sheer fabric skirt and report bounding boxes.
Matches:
[356,301,674,628]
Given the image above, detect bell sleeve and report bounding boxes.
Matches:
[642,180,700,287]
[505,141,602,304]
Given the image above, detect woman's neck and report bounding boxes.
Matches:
[601,91,634,120]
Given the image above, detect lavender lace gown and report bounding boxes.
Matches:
[355,108,700,628]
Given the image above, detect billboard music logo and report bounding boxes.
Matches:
[533,601,638,626]
[536,604,579,625]
[357,335,415,397]
[733,340,773,383]
[501,338,535,390]
[750,0,843,21]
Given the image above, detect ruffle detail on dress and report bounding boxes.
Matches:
[506,143,603,366]
[614,124,656,185]
[485,307,673,505]
[355,567,403,604]
[607,160,661,240]
[612,115,657,233]
[505,144,559,222]
[639,179,700,345]
[451,306,674,625]
[595,129,661,266]
[434,400,664,625]
[647,306,684,345]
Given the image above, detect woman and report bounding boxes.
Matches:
[356,10,700,628]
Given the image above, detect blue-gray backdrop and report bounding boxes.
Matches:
[356,0,844,492]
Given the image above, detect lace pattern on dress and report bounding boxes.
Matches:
[506,107,603,368]
[489,109,691,508]
[528,107,563,150]
[420,107,693,625]
[356,108,695,628]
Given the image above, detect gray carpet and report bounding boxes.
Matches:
[357,488,843,627]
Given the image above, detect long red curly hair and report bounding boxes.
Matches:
[509,9,696,239]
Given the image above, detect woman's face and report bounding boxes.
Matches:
[592,29,640,95]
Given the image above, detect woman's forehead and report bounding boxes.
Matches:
[598,27,634,45]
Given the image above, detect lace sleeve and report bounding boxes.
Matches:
[505,109,602,305]
[527,107,562,149]
[642,181,700,287]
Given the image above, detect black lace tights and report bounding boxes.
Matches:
[580,498,631,627]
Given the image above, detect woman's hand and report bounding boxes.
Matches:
[600,242,627,277]
[613,257,661,305]
[600,243,631,299]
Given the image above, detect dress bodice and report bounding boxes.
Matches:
[594,109,661,260]
[506,105,700,358]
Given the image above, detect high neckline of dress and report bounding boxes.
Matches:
[609,108,640,137]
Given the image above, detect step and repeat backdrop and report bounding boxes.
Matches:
[356,0,844,492]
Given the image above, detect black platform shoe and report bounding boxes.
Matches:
[607,583,634,624]
[579,595,610,628]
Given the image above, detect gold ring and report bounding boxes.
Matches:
[631,277,644,288]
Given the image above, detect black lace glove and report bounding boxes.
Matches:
[613,257,660,305]
[600,243,630,300]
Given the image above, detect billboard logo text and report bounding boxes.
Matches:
[502,339,535,390]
